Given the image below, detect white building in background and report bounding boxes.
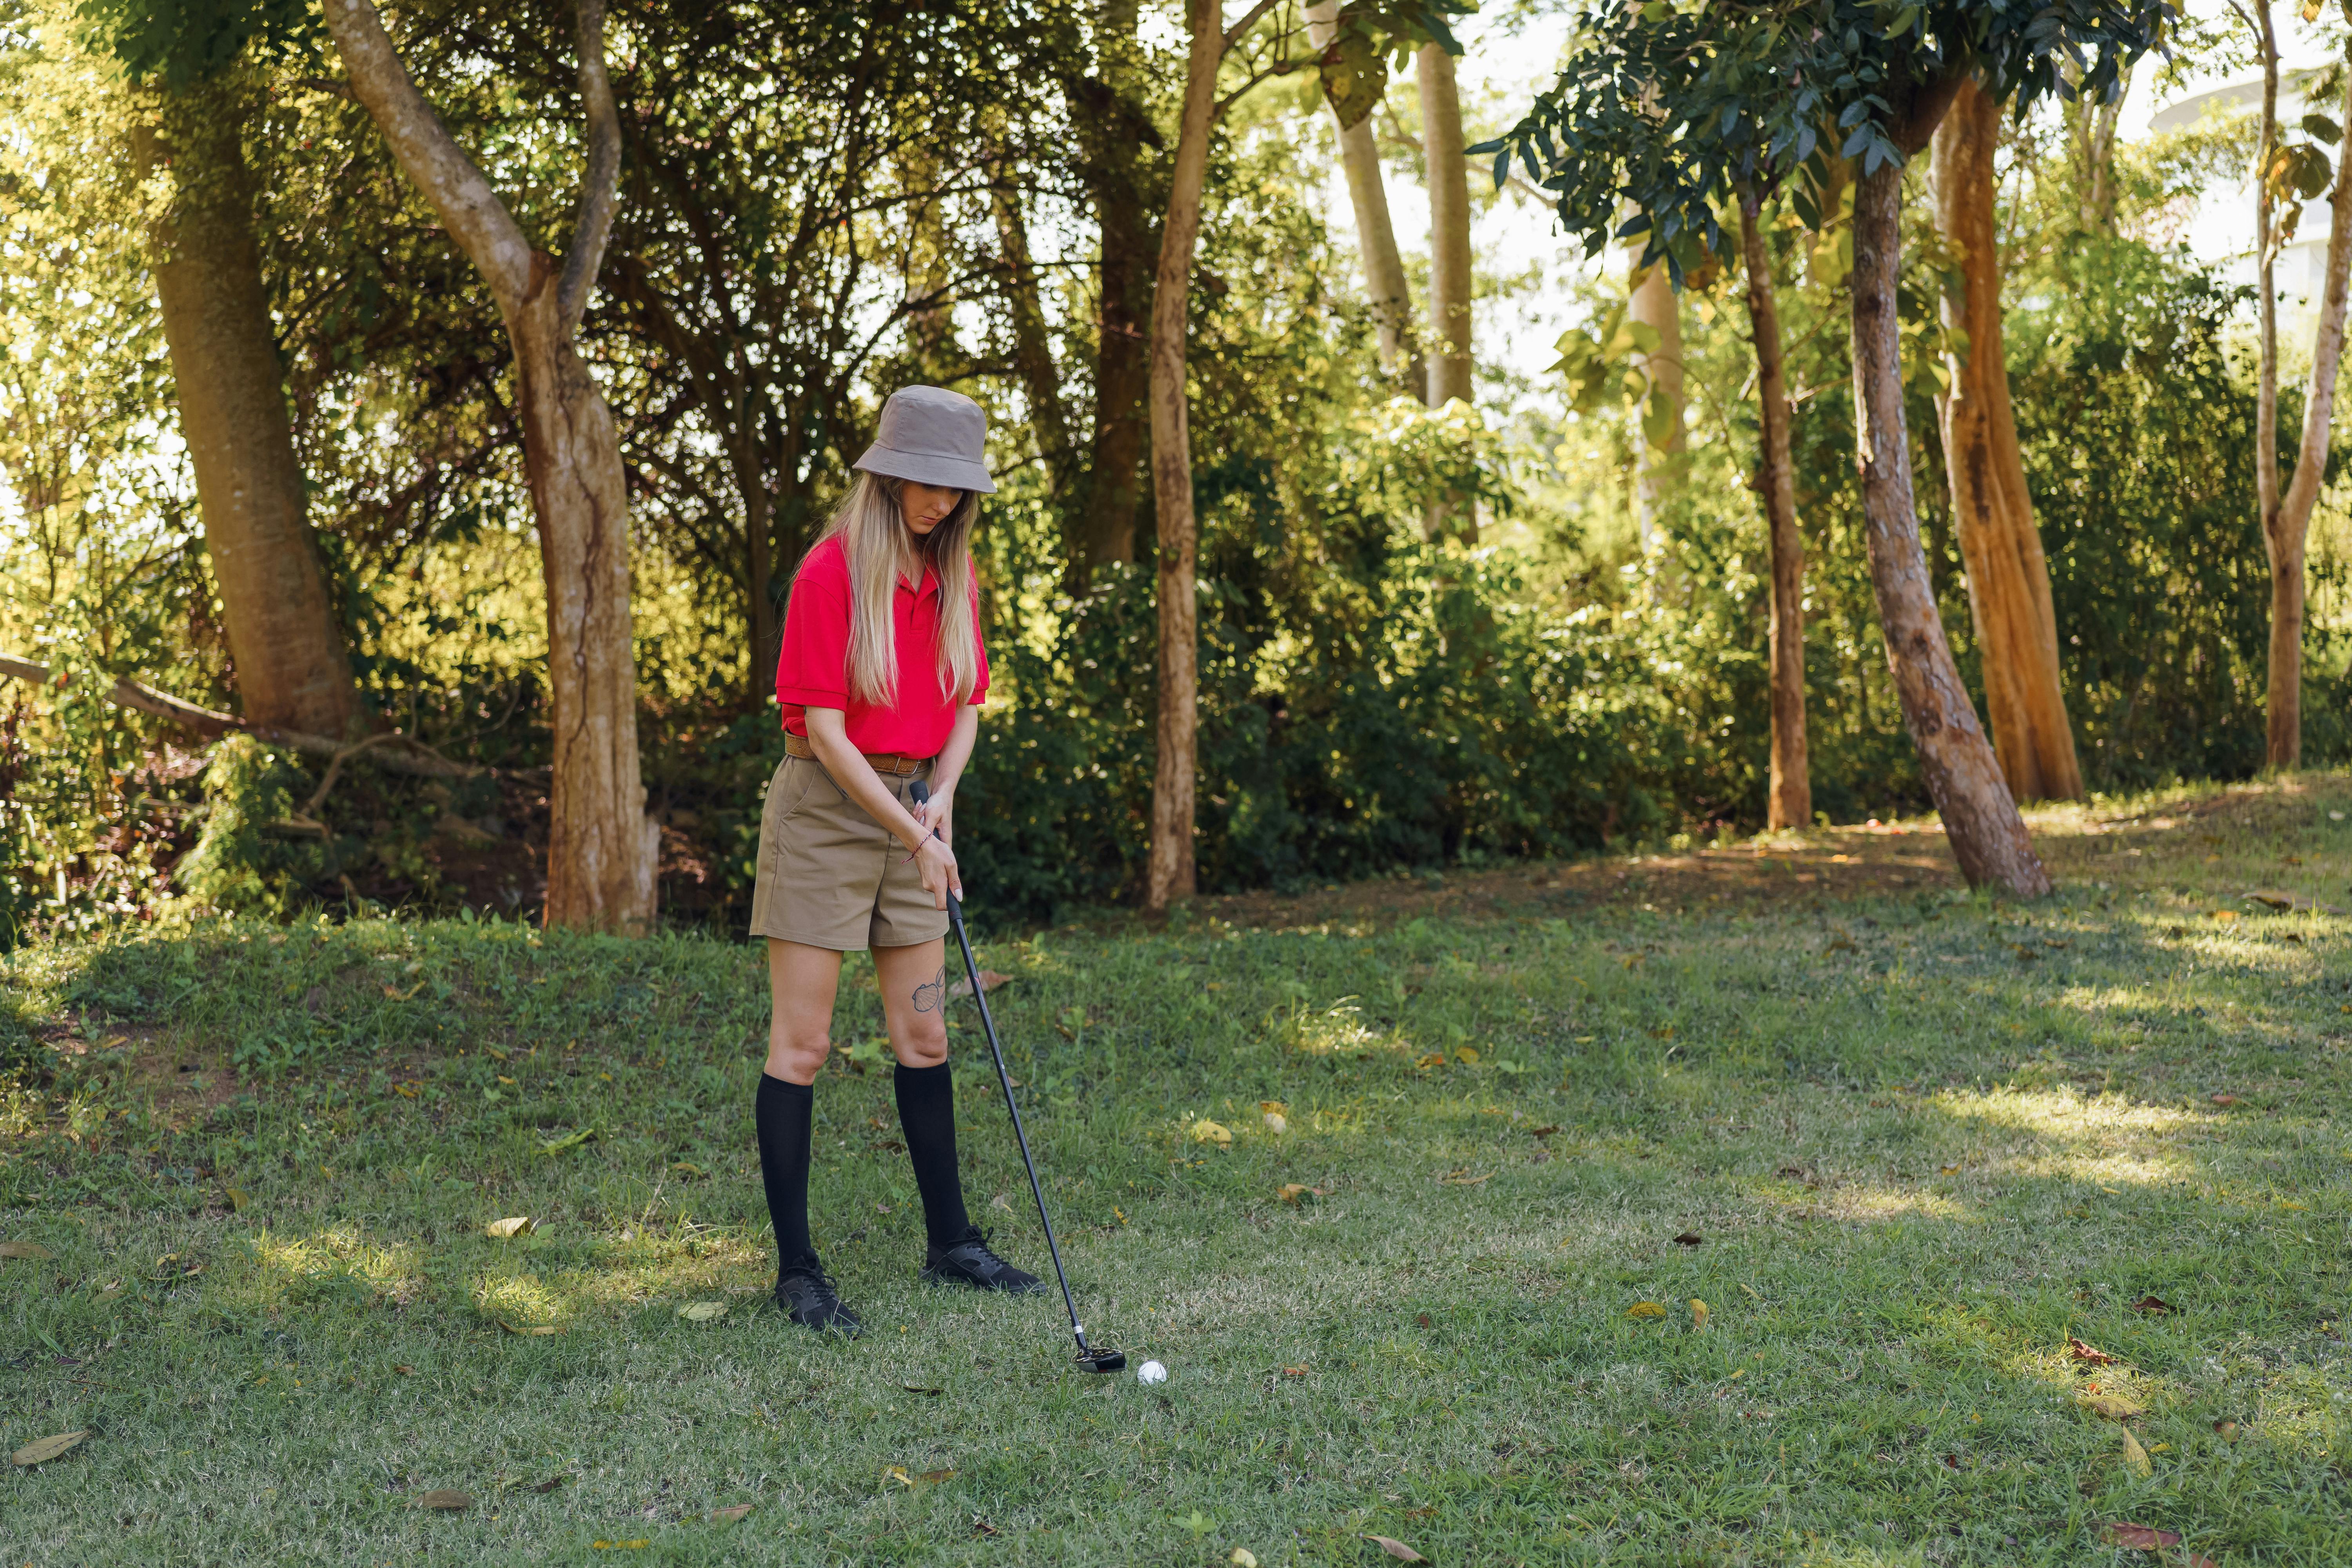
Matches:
[2150,73,2329,305]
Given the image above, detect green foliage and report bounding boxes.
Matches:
[174,737,357,918]
[1474,0,2168,276]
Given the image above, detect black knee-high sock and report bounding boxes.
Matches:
[894,1061,972,1249]
[755,1073,815,1273]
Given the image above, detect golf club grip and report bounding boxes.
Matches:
[907,780,963,921]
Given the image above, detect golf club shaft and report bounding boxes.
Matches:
[945,893,1087,1351]
[908,780,1092,1356]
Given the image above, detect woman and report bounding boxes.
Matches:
[750,385,1040,1336]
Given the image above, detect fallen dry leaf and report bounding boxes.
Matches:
[1527,1124,1560,1138]
[538,1126,596,1155]
[1365,1535,1426,1563]
[1672,1231,1703,1247]
[2209,1093,2240,1107]
[1276,1183,1328,1204]
[1416,1312,1433,1329]
[1437,1169,1489,1186]
[1190,1119,1233,1147]
[949,970,1011,998]
[590,1541,650,1550]
[0,1240,54,1260]
[1690,1298,1710,1330]
[1261,1111,1287,1135]
[2100,1523,2180,1550]
[2131,1295,2175,1316]
[418,1489,471,1511]
[224,1187,249,1210]
[1626,1301,1668,1319]
[496,1321,561,1336]
[484,1216,535,1240]
[2068,1336,2119,1366]
[530,1474,566,1493]
[676,1301,728,1322]
[1229,1551,1260,1568]
[2120,1425,2153,1477]
[393,1365,414,1376]
[1282,1365,1308,1377]
[2212,1419,2239,1439]
[10,1431,87,1466]
[710,1503,753,1523]
[2080,1391,2145,1421]
[900,1381,944,1396]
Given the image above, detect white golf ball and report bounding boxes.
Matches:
[1136,1359,1168,1385]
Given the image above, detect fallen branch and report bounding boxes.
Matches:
[0,652,476,780]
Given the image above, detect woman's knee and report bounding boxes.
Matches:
[892,1018,948,1069]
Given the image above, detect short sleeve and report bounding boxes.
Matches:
[968,575,990,706]
[775,542,851,710]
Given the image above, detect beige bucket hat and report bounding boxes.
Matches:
[852,385,996,494]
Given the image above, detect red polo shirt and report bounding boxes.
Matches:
[773,536,989,757]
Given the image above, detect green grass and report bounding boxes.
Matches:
[3,776,2350,1565]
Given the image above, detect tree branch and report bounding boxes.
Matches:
[558,0,622,334]
[1223,0,1283,54]
[321,0,534,319]
[0,653,477,780]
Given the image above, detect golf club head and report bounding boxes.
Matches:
[1076,1347,1127,1374]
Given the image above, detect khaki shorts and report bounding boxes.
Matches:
[748,754,948,951]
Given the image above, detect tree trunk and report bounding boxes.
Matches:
[1737,189,1809,832]
[1306,0,1419,382]
[2068,69,2128,232]
[1849,156,2051,895]
[143,81,362,740]
[1417,42,1474,541]
[2253,1,2285,762]
[1144,0,1222,911]
[1073,0,1158,577]
[324,0,656,932]
[2267,50,2352,766]
[989,160,1078,501]
[1627,249,1687,552]
[1932,80,2084,802]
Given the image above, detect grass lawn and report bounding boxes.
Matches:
[2,775,2349,1566]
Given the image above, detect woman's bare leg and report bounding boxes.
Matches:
[874,938,950,1068]
[765,939,844,1085]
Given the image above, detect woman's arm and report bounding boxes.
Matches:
[911,705,978,845]
[803,707,961,904]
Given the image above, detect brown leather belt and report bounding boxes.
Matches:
[783,730,929,777]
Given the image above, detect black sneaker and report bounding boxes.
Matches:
[919,1227,1046,1294]
[774,1258,860,1336]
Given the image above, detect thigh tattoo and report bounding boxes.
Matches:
[911,965,946,1014]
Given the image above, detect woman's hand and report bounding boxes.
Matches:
[913,833,962,911]
[911,784,955,846]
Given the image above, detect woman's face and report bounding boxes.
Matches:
[898,480,964,538]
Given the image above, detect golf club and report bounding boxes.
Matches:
[909,780,1125,1374]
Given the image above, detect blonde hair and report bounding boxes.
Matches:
[809,470,982,709]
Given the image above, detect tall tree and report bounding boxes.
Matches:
[1307,0,1419,379]
[1931,78,2083,801]
[141,78,364,740]
[321,0,655,931]
[2246,0,2352,767]
[1736,186,1809,831]
[1145,0,1461,908]
[1143,0,1229,911]
[1626,250,1686,550]
[1477,0,2167,894]
[81,0,367,740]
[1070,0,1162,575]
